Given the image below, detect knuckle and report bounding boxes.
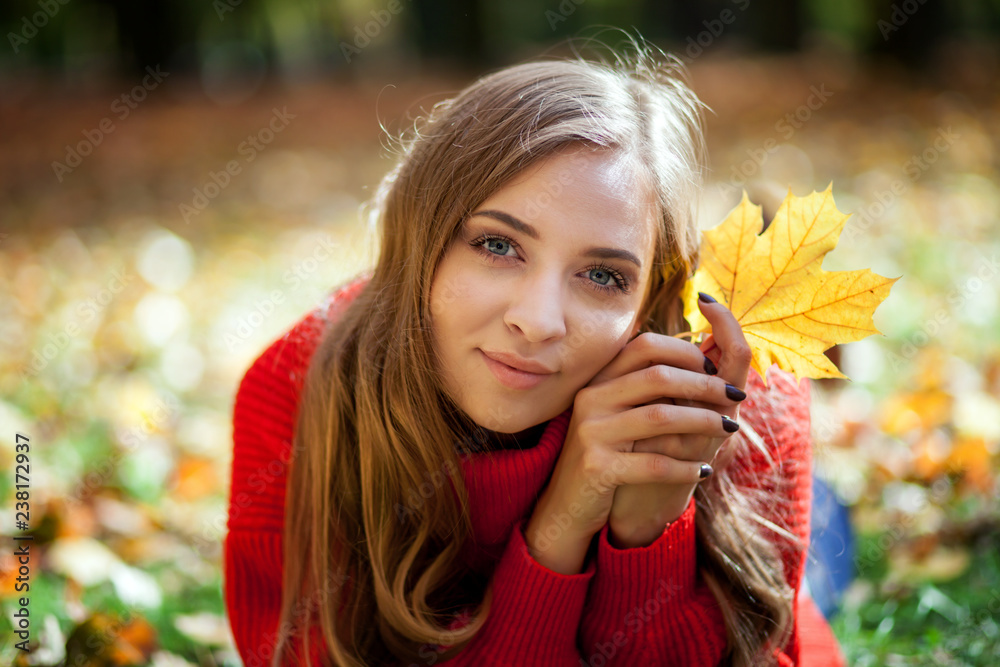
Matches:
[647,403,673,425]
[705,410,720,433]
[648,454,671,478]
[648,364,673,385]
[632,331,659,355]
[698,372,712,396]
[729,342,752,365]
[678,378,699,403]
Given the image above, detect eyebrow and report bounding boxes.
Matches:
[470,209,644,269]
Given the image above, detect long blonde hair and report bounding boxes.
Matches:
[276,36,796,667]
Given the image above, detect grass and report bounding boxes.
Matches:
[832,531,1000,666]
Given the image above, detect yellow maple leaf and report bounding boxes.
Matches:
[680,185,899,386]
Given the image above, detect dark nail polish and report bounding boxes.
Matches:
[698,292,717,303]
[725,384,747,402]
[699,463,714,479]
[721,415,740,433]
[703,356,718,375]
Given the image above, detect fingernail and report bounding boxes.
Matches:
[703,356,718,375]
[699,463,714,479]
[721,415,740,433]
[725,384,746,401]
[698,292,717,303]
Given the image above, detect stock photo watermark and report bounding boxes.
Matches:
[854,480,950,577]
[681,0,752,62]
[528,457,628,554]
[393,459,460,522]
[883,251,998,372]
[223,234,338,351]
[581,578,683,666]
[719,83,834,196]
[50,66,170,182]
[179,106,296,224]
[19,266,133,381]
[545,0,585,31]
[844,126,960,244]
[238,569,352,667]
[878,0,931,40]
[7,0,70,54]
[339,0,410,63]
[10,433,32,652]
[214,0,246,21]
[62,395,181,506]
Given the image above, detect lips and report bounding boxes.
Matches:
[480,350,556,374]
[479,349,555,390]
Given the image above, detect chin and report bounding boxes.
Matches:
[469,399,567,434]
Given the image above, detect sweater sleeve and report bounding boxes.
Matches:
[425,517,596,666]
[577,366,836,666]
[223,281,598,666]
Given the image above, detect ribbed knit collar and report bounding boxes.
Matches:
[458,407,573,568]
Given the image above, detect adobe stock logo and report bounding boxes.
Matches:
[20,266,133,381]
[179,106,296,224]
[339,0,410,63]
[681,0,752,62]
[51,66,170,182]
[7,0,70,53]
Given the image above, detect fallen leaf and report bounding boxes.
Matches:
[64,612,158,667]
[169,455,219,501]
[682,186,899,385]
[910,429,951,480]
[946,436,994,493]
[880,389,953,436]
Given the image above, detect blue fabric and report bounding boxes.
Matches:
[805,474,855,619]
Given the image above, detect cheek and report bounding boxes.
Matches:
[561,310,636,371]
[431,251,505,321]
[429,253,493,347]
[430,250,475,326]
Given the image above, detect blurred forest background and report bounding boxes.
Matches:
[2,0,1000,665]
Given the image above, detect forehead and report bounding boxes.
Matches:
[488,147,659,250]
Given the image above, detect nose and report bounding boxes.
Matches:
[502,274,567,343]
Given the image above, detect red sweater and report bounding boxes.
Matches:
[224,274,845,666]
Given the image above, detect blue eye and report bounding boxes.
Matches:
[584,263,630,294]
[467,232,631,295]
[588,267,613,286]
[484,237,514,256]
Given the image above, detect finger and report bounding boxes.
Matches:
[696,293,752,390]
[612,451,714,486]
[590,331,718,386]
[591,363,747,410]
[632,433,684,456]
[633,433,719,464]
[594,403,740,444]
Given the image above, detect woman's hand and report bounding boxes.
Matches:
[523,294,748,572]
[605,294,752,548]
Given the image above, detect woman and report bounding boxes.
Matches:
[224,39,845,666]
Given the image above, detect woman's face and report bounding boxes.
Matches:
[429,146,659,434]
